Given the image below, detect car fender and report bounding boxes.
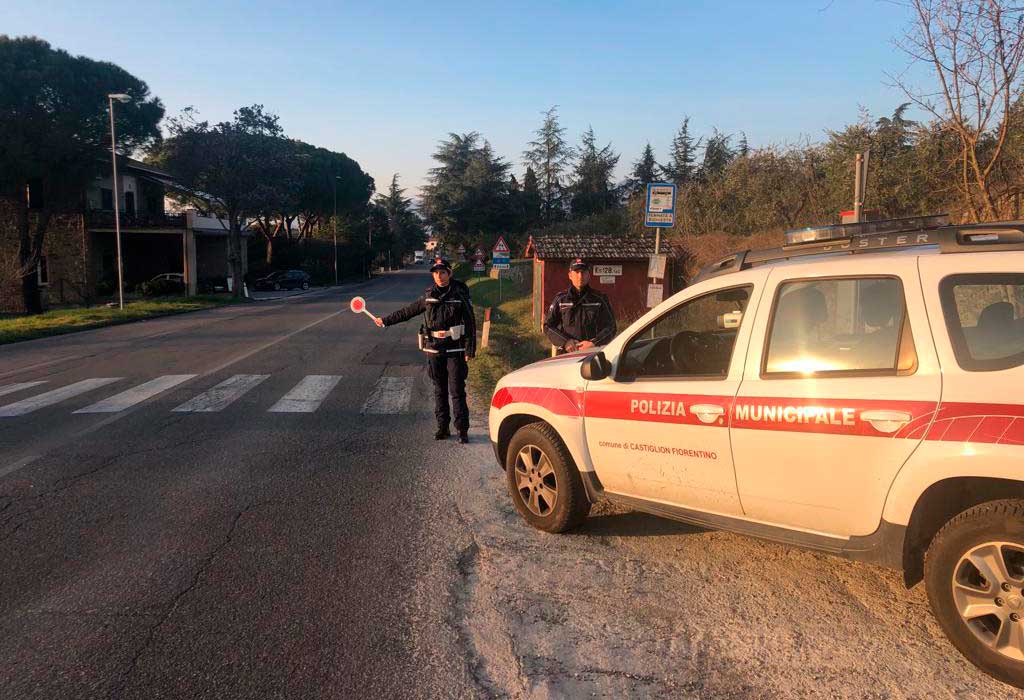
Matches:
[882,440,1024,525]
[489,390,594,473]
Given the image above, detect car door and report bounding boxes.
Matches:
[583,268,768,514]
[730,257,941,537]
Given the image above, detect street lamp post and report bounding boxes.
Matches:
[107,93,131,310]
[333,176,340,286]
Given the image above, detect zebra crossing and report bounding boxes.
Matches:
[0,373,417,418]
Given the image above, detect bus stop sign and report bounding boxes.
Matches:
[645,183,676,228]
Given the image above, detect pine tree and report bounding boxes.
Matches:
[569,126,620,218]
[521,166,543,231]
[626,142,659,196]
[421,132,512,245]
[737,132,750,158]
[660,117,700,185]
[522,106,574,223]
[701,128,735,179]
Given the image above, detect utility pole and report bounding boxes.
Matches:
[333,176,340,286]
[107,93,131,310]
[853,150,870,223]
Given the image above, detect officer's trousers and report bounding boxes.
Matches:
[427,353,469,432]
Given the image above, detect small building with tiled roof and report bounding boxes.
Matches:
[525,232,685,328]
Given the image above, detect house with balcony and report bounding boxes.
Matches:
[0,158,250,312]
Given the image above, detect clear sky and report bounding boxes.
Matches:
[6,0,926,198]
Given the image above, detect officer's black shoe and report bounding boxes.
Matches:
[458,432,469,444]
[435,427,450,440]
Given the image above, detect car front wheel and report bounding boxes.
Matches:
[505,423,590,534]
[925,499,1024,688]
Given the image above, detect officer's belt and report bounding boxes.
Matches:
[430,324,465,339]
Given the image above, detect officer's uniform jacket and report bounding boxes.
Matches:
[543,285,616,350]
[382,279,477,356]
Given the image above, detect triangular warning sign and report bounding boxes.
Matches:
[493,236,510,254]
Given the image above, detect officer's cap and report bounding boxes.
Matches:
[430,257,452,272]
[569,258,590,271]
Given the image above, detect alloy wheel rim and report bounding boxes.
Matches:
[514,444,557,517]
[952,540,1024,661]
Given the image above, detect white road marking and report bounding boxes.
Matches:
[0,454,40,479]
[172,374,269,412]
[361,376,413,414]
[268,375,342,413]
[74,375,198,414]
[0,378,122,417]
[0,381,47,398]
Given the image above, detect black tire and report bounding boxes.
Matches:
[302,281,309,290]
[924,499,1024,688]
[273,283,281,291]
[505,422,590,533]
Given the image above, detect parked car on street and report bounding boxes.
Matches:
[139,272,185,296]
[253,270,311,291]
[489,214,1024,687]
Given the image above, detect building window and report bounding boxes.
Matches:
[101,188,114,211]
[37,257,49,287]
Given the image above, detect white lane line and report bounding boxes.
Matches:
[0,454,40,479]
[74,375,198,414]
[0,381,47,398]
[361,376,413,414]
[0,378,122,417]
[172,374,269,412]
[268,375,342,413]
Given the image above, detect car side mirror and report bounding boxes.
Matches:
[580,352,612,381]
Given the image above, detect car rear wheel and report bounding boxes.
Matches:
[273,283,281,291]
[925,499,1024,688]
[505,423,590,534]
[302,281,309,290]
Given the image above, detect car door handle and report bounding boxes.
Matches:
[859,410,913,434]
[691,404,725,425]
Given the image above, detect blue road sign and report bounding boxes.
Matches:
[645,183,677,228]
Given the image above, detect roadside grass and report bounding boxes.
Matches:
[0,295,243,345]
[456,264,549,399]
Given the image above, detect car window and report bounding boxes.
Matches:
[619,285,752,380]
[764,277,915,376]
[940,273,1024,371]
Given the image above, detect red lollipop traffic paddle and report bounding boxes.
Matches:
[350,296,379,323]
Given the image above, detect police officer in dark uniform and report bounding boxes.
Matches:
[543,258,616,353]
[375,257,476,443]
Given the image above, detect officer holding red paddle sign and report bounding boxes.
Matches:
[373,258,475,443]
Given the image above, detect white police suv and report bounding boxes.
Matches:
[489,214,1024,686]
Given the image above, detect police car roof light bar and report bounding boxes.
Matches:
[694,216,1024,283]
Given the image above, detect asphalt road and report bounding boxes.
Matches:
[0,269,482,699]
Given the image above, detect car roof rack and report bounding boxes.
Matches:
[694,214,1024,283]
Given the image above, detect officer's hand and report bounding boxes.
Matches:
[577,340,595,350]
[466,353,474,360]
[374,316,384,328]
[564,341,578,352]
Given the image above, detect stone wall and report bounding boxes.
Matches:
[0,198,92,313]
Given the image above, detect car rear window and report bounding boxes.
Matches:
[764,277,916,376]
[940,273,1024,371]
